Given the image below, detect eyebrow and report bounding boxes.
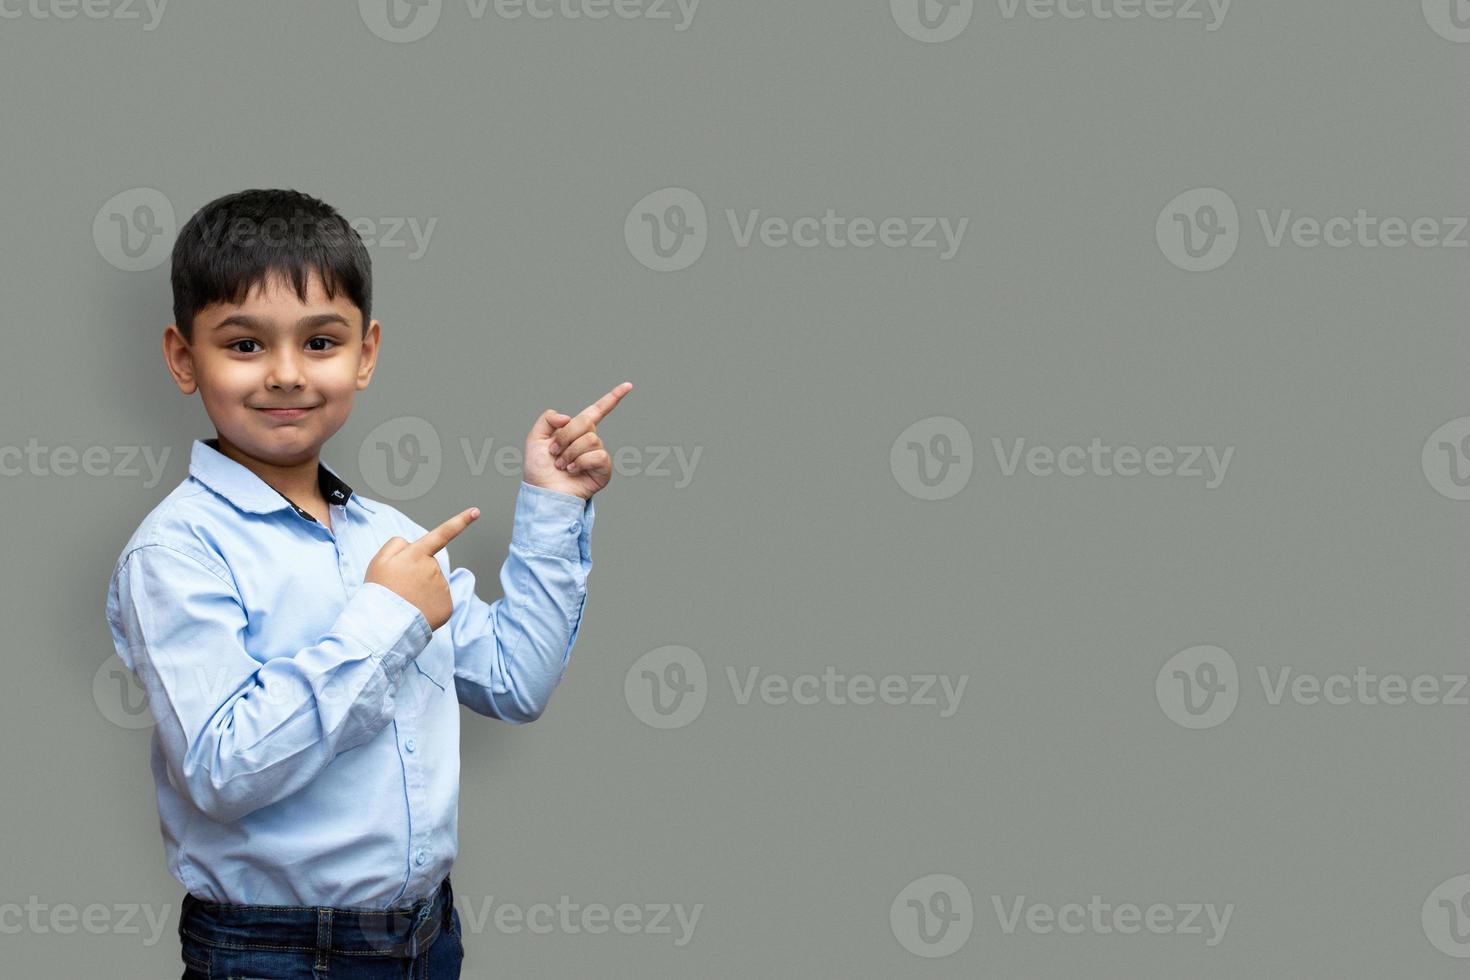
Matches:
[211,313,352,332]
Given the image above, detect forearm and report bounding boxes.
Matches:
[449,482,593,722]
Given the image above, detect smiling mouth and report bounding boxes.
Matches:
[255,406,318,419]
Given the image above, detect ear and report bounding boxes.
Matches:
[162,323,198,395]
[356,318,382,390]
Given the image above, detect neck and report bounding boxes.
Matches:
[212,433,322,507]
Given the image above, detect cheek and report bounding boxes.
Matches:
[316,377,361,419]
[198,364,256,402]
[320,373,361,400]
[327,362,371,398]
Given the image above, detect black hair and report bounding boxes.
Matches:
[170,189,371,343]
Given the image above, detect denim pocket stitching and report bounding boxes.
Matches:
[181,945,211,973]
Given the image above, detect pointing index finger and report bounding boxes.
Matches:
[410,507,480,556]
[577,381,634,424]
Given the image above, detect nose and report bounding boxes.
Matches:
[265,348,306,390]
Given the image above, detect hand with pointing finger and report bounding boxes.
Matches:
[364,507,480,631]
[523,382,634,500]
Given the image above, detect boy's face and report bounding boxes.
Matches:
[163,268,380,467]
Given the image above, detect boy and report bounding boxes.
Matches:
[103,188,631,979]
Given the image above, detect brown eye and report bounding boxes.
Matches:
[230,340,261,354]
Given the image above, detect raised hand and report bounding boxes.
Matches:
[523,382,633,500]
[364,507,480,630]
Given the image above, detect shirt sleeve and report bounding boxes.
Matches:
[108,542,433,823]
[446,481,594,723]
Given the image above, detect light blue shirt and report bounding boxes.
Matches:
[104,437,594,910]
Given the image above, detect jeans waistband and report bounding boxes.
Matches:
[179,875,452,961]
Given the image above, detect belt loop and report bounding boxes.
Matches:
[314,907,332,973]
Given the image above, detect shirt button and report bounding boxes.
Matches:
[404,738,416,753]
[414,848,427,867]
[569,521,580,534]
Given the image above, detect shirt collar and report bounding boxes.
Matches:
[189,437,370,520]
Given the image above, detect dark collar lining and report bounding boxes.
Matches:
[204,438,354,524]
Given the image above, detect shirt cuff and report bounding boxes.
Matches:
[339,581,434,677]
[511,481,594,562]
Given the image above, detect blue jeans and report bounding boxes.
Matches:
[178,875,464,979]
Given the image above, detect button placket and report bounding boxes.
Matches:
[403,709,430,893]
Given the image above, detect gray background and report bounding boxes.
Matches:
[5,0,1470,976]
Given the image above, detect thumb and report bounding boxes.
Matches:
[528,408,571,441]
[375,535,411,559]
